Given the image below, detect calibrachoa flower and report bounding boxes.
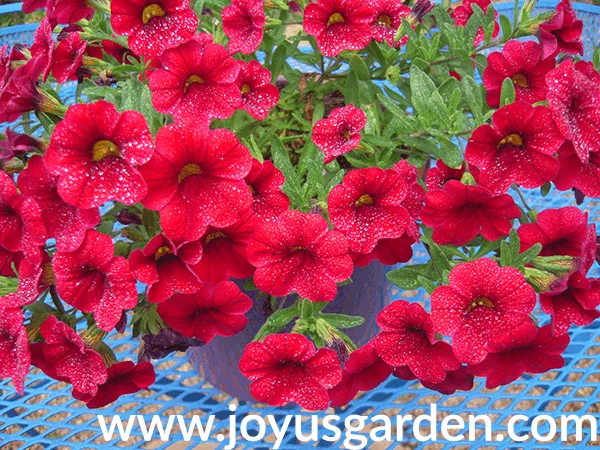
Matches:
[222,0,265,55]
[23,0,94,24]
[139,123,253,242]
[1,257,48,309]
[0,307,29,394]
[30,316,107,396]
[328,167,410,254]
[157,281,253,343]
[451,0,499,46]
[77,361,156,409]
[0,128,42,163]
[538,0,583,59]
[244,159,290,223]
[393,160,425,241]
[312,105,367,164]
[236,60,280,120]
[148,37,242,124]
[351,233,415,268]
[370,0,411,48]
[303,0,375,57]
[430,258,537,364]
[43,100,154,209]
[110,0,198,59]
[540,272,600,336]
[52,32,86,82]
[52,229,138,332]
[469,324,570,389]
[374,300,460,384]
[0,244,21,278]
[425,161,479,191]
[18,156,100,253]
[393,365,475,395]
[554,142,600,198]
[239,333,342,410]
[191,215,255,283]
[483,40,555,108]
[128,233,203,304]
[328,341,393,407]
[465,102,563,193]
[247,210,354,302]
[546,59,600,164]
[31,18,55,83]
[421,180,521,246]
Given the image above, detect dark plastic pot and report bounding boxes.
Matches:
[189,261,393,402]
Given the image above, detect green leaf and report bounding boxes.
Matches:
[345,71,361,105]
[514,243,542,268]
[499,14,512,39]
[270,136,304,208]
[318,313,365,329]
[350,56,370,81]
[142,209,161,238]
[410,66,450,128]
[271,44,288,82]
[301,299,313,320]
[252,304,299,341]
[500,77,516,107]
[387,264,433,290]
[437,136,464,169]
[461,75,484,125]
[428,243,452,272]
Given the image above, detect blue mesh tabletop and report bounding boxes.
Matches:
[3,1,600,449]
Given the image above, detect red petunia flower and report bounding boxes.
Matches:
[1,256,50,309]
[328,167,410,254]
[538,0,583,59]
[451,0,499,46]
[222,0,265,55]
[312,105,367,164]
[236,60,279,120]
[0,171,46,264]
[30,315,107,396]
[76,361,156,408]
[128,233,203,304]
[0,307,29,394]
[575,60,600,82]
[0,128,42,163]
[370,0,410,48]
[303,0,375,57]
[51,32,86,82]
[351,233,415,268]
[245,159,290,223]
[393,365,475,395]
[52,229,138,332]
[247,210,354,302]
[430,258,537,364]
[540,272,600,336]
[393,160,425,241]
[148,37,241,125]
[139,123,253,243]
[425,161,480,191]
[0,244,22,278]
[374,300,460,384]
[421,180,521,246]
[554,141,600,198]
[465,102,563,193]
[46,0,95,24]
[43,100,154,209]
[111,0,198,59]
[239,333,342,410]
[469,323,569,389]
[191,215,255,284]
[157,281,253,343]
[30,18,55,83]
[546,59,600,164]
[18,156,100,253]
[483,40,555,108]
[328,341,392,407]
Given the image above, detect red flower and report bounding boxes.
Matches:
[128,233,203,304]
[351,233,415,268]
[30,316,107,396]
[236,60,279,120]
[111,0,198,59]
[303,0,375,57]
[538,0,583,59]
[139,123,253,243]
[245,159,290,223]
[53,230,138,332]
[554,141,600,198]
[546,59,600,164]
[425,161,479,191]
[421,180,521,246]
[540,272,600,336]
[148,37,241,125]
[1,257,48,309]
[51,32,86,82]
[312,105,367,164]
[370,0,410,48]
[31,19,55,83]
[239,333,342,410]
[46,0,95,24]
[0,307,29,394]
[18,156,100,253]
[328,167,410,254]
[451,0,499,46]
[393,365,475,395]
[430,258,537,364]
[465,102,563,193]
[247,210,354,302]
[43,100,154,209]
[393,160,425,241]
[77,361,156,409]
[157,281,253,343]
[327,341,392,408]
[0,244,22,278]
[0,128,42,163]
[469,323,569,389]
[0,171,46,264]
[222,0,265,55]
[483,40,555,108]
[374,300,460,384]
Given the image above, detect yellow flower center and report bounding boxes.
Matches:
[466,297,495,314]
[376,14,392,27]
[185,75,205,93]
[342,130,352,140]
[92,140,120,162]
[355,194,374,207]
[290,246,306,252]
[142,4,166,25]
[327,13,345,27]
[241,84,251,94]
[204,231,226,245]
[154,245,173,261]
[497,133,523,148]
[178,163,202,183]
[511,73,529,88]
